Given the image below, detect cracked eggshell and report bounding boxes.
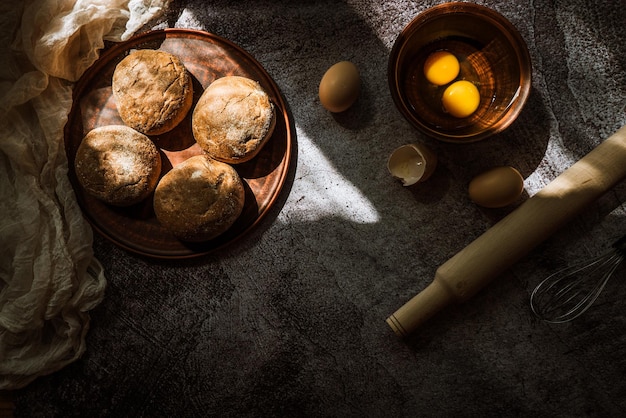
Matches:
[387,143,437,186]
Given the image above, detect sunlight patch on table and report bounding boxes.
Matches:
[280,133,380,224]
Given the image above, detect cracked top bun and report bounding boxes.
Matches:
[153,155,245,242]
[112,49,193,135]
[192,76,275,164]
[74,125,161,206]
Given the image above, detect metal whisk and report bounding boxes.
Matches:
[530,234,626,323]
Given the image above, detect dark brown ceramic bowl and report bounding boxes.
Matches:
[388,2,532,143]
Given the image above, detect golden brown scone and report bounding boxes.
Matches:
[153,155,245,242]
[112,49,193,135]
[192,76,276,164]
[74,125,161,206]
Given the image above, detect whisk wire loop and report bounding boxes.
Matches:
[530,234,626,323]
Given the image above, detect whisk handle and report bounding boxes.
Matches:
[388,124,626,337]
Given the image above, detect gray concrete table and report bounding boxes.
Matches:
[14,1,626,416]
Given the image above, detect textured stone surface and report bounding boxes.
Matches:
[13,0,626,416]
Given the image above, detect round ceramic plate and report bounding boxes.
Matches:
[65,29,293,259]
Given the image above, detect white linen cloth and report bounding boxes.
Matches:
[0,0,170,390]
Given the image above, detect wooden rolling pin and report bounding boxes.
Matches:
[387,125,626,337]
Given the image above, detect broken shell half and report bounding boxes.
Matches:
[387,143,437,186]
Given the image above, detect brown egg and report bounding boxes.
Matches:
[468,166,524,208]
[319,61,360,112]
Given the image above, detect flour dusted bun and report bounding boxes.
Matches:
[112,49,193,135]
[74,125,161,206]
[192,76,276,164]
[153,155,245,242]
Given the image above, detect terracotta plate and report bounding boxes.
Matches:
[65,29,293,259]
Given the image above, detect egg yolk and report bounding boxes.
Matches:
[423,51,460,86]
[442,80,480,118]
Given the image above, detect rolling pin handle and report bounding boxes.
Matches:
[386,278,456,337]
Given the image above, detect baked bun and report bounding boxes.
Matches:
[74,125,161,206]
[153,155,245,242]
[112,49,193,135]
[192,76,275,164]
